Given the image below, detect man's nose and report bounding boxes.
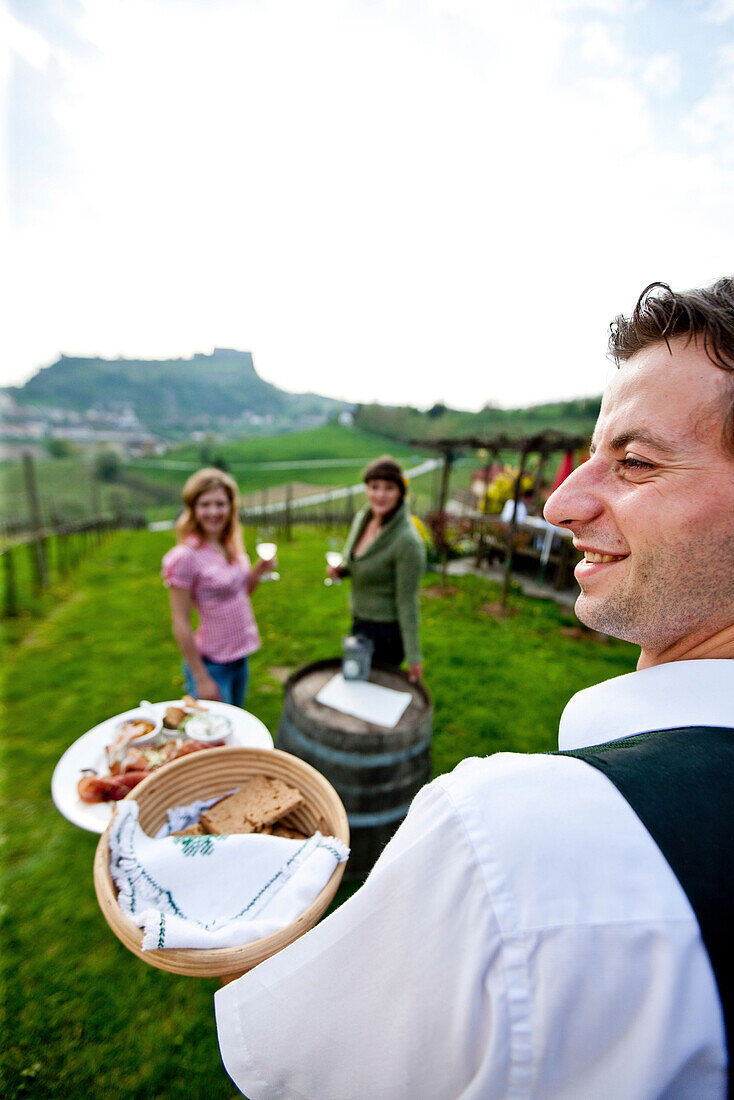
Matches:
[543,460,603,528]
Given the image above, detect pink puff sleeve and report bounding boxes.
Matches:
[161,544,197,589]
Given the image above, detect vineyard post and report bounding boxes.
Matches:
[46,532,56,581]
[475,449,495,567]
[22,451,49,591]
[59,529,70,576]
[3,549,19,617]
[501,444,529,610]
[533,450,549,510]
[91,467,103,517]
[437,447,452,587]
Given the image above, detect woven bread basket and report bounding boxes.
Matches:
[93,746,350,982]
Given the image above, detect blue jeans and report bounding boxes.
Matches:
[183,656,250,708]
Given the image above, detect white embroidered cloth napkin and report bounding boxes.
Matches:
[108,801,349,950]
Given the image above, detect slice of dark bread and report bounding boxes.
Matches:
[200,776,304,834]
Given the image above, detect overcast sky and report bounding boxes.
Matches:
[3,0,734,411]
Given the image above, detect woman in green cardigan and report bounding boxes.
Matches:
[327,456,426,682]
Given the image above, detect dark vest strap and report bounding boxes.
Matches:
[554,726,734,1092]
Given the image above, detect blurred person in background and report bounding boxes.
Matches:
[327,455,426,682]
[162,468,275,706]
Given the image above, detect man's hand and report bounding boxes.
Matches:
[408,662,423,683]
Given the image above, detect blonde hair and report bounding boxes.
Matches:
[175,468,244,560]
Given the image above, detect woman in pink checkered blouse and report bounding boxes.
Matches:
[162,468,276,707]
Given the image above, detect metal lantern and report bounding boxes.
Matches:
[342,634,374,681]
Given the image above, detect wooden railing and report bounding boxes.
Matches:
[1,514,144,620]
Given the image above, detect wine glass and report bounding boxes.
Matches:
[256,528,279,581]
[324,549,343,586]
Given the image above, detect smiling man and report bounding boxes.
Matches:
[546,315,734,667]
[215,279,734,1100]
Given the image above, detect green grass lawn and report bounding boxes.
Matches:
[1,527,637,1098]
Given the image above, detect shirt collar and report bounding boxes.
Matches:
[558,659,734,751]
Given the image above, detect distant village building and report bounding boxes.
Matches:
[2,419,48,440]
[0,394,157,455]
[237,410,267,426]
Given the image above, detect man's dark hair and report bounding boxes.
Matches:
[609,277,734,454]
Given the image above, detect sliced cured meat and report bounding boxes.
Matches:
[78,770,151,803]
[77,741,226,803]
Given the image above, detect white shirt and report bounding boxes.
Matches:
[215,659,732,1099]
[500,499,528,523]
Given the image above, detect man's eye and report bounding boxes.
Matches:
[619,457,653,470]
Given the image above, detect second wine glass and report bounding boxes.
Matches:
[256,529,279,581]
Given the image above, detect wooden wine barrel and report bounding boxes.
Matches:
[276,659,433,876]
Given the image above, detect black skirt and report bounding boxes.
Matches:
[351,618,404,668]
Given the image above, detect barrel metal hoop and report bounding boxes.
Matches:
[279,716,430,769]
[347,804,413,827]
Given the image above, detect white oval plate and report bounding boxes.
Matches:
[51,700,274,834]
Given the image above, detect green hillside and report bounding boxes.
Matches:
[6,345,600,448]
[7,348,344,431]
[162,423,420,464]
[130,424,431,506]
[355,395,601,443]
[0,425,431,530]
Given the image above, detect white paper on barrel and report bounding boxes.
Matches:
[315,673,413,728]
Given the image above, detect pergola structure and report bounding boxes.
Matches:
[411,430,590,606]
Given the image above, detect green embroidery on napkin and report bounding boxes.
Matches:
[173,835,222,857]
